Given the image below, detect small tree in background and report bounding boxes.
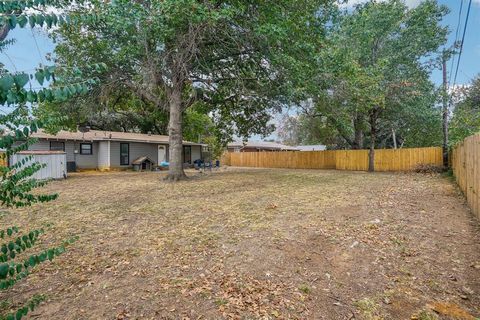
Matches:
[449,76,480,145]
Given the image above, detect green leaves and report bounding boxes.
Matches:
[34,71,45,86]
[0,2,86,319]
[0,75,15,92]
[34,66,55,86]
[0,264,8,280]
[17,15,28,27]
[0,110,60,207]
[0,228,76,290]
[293,0,448,150]
[13,73,29,88]
[7,15,17,28]
[449,76,480,145]
[0,294,45,320]
[0,227,19,239]
[2,13,64,31]
[0,229,43,263]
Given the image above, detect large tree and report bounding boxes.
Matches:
[288,0,448,170]
[449,76,480,145]
[51,0,334,180]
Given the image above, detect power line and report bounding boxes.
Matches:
[2,52,17,72]
[448,0,464,86]
[31,29,45,66]
[452,0,473,88]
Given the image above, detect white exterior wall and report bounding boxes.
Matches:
[110,141,158,168]
[191,145,202,162]
[28,138,202,170]
[28,140,76,161]
[71,141,98,169]
[10,153,67,180]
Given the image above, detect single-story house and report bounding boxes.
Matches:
[295,144,327,151]
[27,129,205,171]
[227,141,298,152]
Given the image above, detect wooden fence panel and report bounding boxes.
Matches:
[228,150,337,169]
[335,150,369,171]
[373,147,442,171]
[452,133,480,220]
[227,147,442,172]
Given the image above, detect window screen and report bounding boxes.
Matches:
[80,143,92,155]
[50,141,65,151]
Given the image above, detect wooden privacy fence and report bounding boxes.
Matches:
[225,150,337,169]
[224,147,443,172]
[452,134,480,220]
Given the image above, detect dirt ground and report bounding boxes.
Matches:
[1,168,479,320]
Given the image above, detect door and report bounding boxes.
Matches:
[183,146,191,164]
[120,143,129,165]
[158,145,166,163]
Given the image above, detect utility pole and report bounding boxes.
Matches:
[442,53,449,168]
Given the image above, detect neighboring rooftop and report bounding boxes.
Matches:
[227,141,298,151]
[31,129,202,145]
[296,145,327,151]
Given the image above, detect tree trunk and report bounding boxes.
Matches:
[352,116,364,150]
[165,88,187,181]
[368,110,378,172]
[392,128,397,149]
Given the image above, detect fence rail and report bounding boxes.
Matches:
[224,147,443,172]
[452,134,480,220]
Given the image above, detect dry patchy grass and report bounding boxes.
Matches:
[0,168,479,319]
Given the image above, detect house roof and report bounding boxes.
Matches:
[295,145,327,151]
[17,150,66,155]
[31,129,203,146]
[227,141,298,151]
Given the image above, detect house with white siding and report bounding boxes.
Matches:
[28,129,204,172]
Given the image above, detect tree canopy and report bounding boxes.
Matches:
[282,0,448,170]
[449,76,480,145]
[47,0,336,179]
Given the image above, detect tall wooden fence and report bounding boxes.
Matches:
[452,134,480,220]
[224,147,443,172]
[225,150,337,169]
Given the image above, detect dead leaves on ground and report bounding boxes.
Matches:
[160,271,309,319]
[426,302,477,320]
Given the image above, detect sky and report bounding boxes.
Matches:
[1,0,479,140]
[2,0,479,87]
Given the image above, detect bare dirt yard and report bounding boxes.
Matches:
[1,168,479,319]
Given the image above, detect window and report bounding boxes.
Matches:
[80,143,92,155]
[183,146,192,164]
[50,141,65,151]
[120,143,129,165]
